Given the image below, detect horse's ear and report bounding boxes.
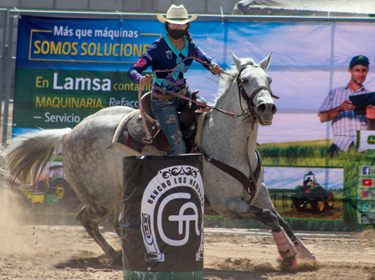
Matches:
[259,52,272,70]
[231,51,242,71]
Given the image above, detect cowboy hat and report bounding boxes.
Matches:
[157,4,198,25]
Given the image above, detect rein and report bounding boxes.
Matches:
[138,57,263,122]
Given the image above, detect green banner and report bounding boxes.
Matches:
[13,68,150,129]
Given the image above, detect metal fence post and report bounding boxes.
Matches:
[0,9,8,140]
[2,14,14,145]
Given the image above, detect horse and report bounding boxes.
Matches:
[2,52,316,269]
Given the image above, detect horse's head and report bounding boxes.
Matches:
[231,52,277,126]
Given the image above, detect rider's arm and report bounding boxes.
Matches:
[190,41,221,74]
[127,57,151,85]
[127,43,158,85]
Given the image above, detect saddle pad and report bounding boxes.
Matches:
[118,131,144,154]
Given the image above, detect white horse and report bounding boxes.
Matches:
[2,53,316,269]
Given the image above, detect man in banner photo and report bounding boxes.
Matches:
[127,4,223,155]
[318,55,375,157]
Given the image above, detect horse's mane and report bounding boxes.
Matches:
[215,57,255,104]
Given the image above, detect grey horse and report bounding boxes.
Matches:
[2,53,316,269]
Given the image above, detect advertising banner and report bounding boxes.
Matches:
[13,15,375,227]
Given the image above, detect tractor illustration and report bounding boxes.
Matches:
[292,171,334,212]
[36,165,73,204]
[16,165,74,207]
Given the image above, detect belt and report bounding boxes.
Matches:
[153,92,174,99]
[152,88,188,100]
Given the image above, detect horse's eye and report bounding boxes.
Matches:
[242,78,249,83]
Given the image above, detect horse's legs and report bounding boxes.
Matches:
[252,183,317,265]
[76,205,122,264]
[274,212,295,239]
[251,183,317,264]
[274,212,316,262]
[224,196,297,269]
[108,201,122,237]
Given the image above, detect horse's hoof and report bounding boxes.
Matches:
[278,254,318,269]
[278,256,297,271]
[283,258,297,271]
[276,255,283,263]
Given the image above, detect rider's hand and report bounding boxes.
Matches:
[141,74,153,87]
[210,64,223,75]
[339,100,355,112]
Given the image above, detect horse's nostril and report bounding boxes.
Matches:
[258,104,266,112]
[272,105,277,114]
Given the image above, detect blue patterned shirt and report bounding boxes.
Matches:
[318,85,371,151]
[127,34,217,94]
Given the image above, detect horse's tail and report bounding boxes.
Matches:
[1,128,72,185]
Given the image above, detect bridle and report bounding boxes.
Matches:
[236,66,279,123]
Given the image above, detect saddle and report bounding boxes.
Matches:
[117,91,199,153]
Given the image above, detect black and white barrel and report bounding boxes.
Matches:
[120,154,204,280]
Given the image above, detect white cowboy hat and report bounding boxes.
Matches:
[157,4,198,25]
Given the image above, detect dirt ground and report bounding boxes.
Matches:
[0,188,375,280]
[1,209,375,280]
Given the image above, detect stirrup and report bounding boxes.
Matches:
[142,137,153,145]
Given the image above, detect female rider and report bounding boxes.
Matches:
[127,4,223,155]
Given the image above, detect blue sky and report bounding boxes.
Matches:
[263,167,344,190]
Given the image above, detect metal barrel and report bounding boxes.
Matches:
[120,154,204,280]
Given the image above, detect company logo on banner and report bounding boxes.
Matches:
[358,189,375,200]
[362,178,373,187]
[368,135,375,145]
[360,201,375,212]
[357,131,375,152]
[141,165,204,262]
[359,214,375,224]
[362,166,371,175]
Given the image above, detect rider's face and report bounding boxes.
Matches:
[349,64,369,86]
[168,23,188,30]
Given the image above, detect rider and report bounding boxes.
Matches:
[127,4,223,155]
